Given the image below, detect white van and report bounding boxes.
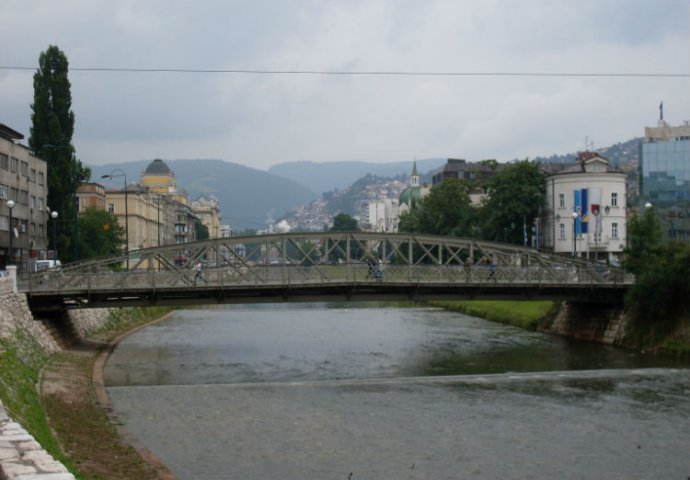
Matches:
[35,259,61,271]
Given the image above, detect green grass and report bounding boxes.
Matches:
[0,334,75,473]
[428,300,558,331]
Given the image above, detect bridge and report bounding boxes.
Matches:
[19,232,634,313]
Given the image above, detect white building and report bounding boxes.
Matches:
[542,152,627,261]
[359,195,399,232]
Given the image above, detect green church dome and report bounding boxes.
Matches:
[399,185,422,207]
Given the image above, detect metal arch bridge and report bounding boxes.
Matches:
[20,231,634,312]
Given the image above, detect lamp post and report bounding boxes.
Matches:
[50,211,58,258]
[6,200,15,265]
[102,169,129,269]
[572,210,579,258]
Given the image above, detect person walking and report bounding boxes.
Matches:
[193,260,206,286]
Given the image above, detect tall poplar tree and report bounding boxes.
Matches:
[29,45,90,262]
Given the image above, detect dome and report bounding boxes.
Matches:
[399,185,422,207]
[143,158,173,175]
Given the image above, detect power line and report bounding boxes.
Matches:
[0,65,688,78]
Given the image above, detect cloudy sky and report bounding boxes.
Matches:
[1,1,688,170]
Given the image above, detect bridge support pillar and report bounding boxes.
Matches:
[6,265,17,293]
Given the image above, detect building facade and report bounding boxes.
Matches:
[542,152,627,261]
[192,195,222,239]
[1,124,50,269]
[359,195,399,232]
[76,182,106,212]
[640,120,690,242]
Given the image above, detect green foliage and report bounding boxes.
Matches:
[330,212,358,232]
[195,219,210,241]
[625,242,690,344]
[622,209,663,275]
[76,208,125,260]
[480,160,545,244]
[29,45,91,262]
[399,178,476,236]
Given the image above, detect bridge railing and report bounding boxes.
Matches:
[21,261,633,295]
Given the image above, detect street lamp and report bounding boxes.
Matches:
[6,200,15,265]
[50,211,58,258]
[101,169,129,269]
[571,210,579,258]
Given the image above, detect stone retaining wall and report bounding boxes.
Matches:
[1,282,114,480]
[540,301,629,346]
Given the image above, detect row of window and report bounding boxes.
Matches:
[558,192,619,208]
[559,223,619,240]
[0,184,46,211]
[0,215,45,236]
[0,153,45,185]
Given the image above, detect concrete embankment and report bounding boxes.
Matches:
[0,274,157,479]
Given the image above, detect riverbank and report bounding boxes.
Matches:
[426,300,558,331]
[0,283,174,480]
[39,307,175,480]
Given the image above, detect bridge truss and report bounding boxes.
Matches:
[21,232,633,311]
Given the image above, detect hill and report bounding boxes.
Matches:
[88,159,318,230]
[268,158,447,194]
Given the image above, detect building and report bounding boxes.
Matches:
[99,159,201,253]
[359,195,399,232]
[431,158,498,206]
[542,152,627,261]
[640,117,690,242]
[192,195,222,239]
[398,161,431,217]
[76,182,106,212]
[1,124,50,268]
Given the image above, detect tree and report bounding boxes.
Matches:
[29,45,91,262]
[330,213,358,232]
[399,179,476,236]
[75,208,125,260]
[623,208,663,275]
[479,160,545,244]
[195,219,210,241]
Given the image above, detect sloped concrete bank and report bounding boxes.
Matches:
[539,301,631,347]
[0,275,166,479]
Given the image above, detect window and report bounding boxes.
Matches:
[30,169,36,183]
[0,153,8,170]
[612,222,619,239]
[558,193,565,208]
[611,192,618,207]
[10,157,18,172]
[0,184,7,199]
[38,198,45,211]
[108,203,115,214]
[30,196,36,209]
[0,215,8,232]
[20,190,29,205]
[10,187,18,201]
[38,172,44,186]
[20,161,29,176]
[559,223,565,240]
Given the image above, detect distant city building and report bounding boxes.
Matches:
[542,152,627,261]
[220,224,232,238]
[640,116,690,242]
[359,195,399,232]
[398,161,430,217]
[192,194,222,239]
[0,123,49,268]
[432,158,498,206]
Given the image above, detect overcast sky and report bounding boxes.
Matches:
[1,1,688,170]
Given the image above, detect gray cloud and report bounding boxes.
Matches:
[1,0,688,169]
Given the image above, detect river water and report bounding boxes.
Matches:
[104,303,690,480]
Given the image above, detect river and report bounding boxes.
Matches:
[104,303,690,480]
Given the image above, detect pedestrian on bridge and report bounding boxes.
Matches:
[193,261,207,286]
